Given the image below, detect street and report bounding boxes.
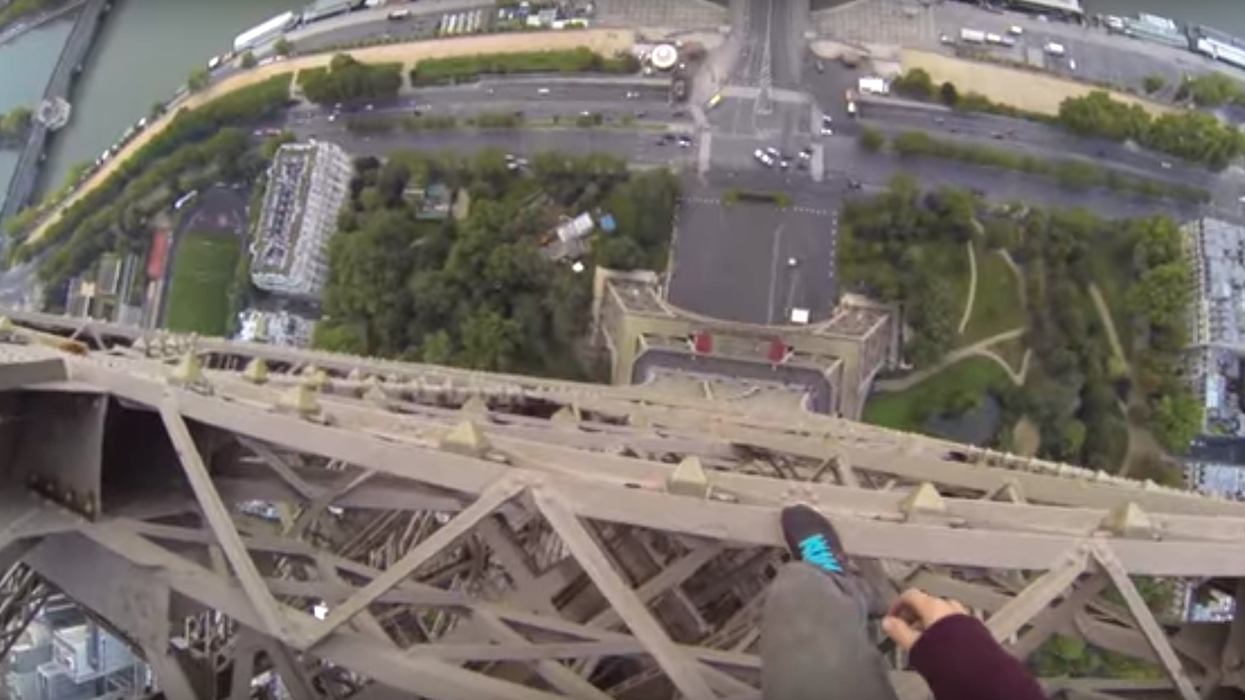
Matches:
[668,172,837,327]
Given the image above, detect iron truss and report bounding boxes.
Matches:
[0,310,1242,700]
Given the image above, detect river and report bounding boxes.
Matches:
[0,0,301,208]
[3,0,1245,210]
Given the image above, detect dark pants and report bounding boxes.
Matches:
[761,563,899,700]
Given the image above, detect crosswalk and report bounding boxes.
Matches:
[677,197,833,218]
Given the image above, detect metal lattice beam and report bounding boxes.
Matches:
[0,316,1240,700]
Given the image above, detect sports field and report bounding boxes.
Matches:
[164,231,241,336]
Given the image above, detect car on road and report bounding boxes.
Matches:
[799,148,812,160]
[1161,161,1172,169]
[625,91,640,99]
[821,115,834,136]
[779,158,791,170]
[754,149,775,167]
[537,88,550,95]
[678,136,693,148]
[846,179,863,190]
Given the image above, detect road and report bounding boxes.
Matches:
[669,172,836,327]
[291,78,679,120]
[289,124,699,168]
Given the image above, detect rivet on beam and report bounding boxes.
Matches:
[362,377,388,404]
[551,406,580,426]
[899,483,947,519]
[278,383,322,419]
[439,420,492,456]
[460,395,490,418]
[668,456,712,499]
[242,358,269,385]
[1102,502,1156,540]
[168,353,206,388]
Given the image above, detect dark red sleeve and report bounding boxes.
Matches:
[908,614,1046,700]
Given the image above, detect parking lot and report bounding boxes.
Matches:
[666,175,838,326]
[935,24,1191,101]
[815,0,1229,100]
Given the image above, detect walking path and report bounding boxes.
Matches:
[874,327,1026,393]
[957,239,976,335]
[1088,283,1126,364]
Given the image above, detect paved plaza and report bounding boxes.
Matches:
[813,0,937,48]
[596,0,727,30]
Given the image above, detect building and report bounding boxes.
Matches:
[249,141,352,300]
[232,11,298,53]
[301,0,360,23]
[594,269,898,419]
[235,308,317,347]
[5,595,147,700]
[1002,0,1083,19]
[405,182,452,220]
[1122,13,1190,50]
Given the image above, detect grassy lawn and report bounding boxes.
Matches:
[165,231,241,336]
[962,246,1025,344]
[864,357,1012,433]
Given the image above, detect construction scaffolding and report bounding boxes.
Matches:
[0,309,1239,700]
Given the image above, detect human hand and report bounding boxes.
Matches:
[882,588,969,651]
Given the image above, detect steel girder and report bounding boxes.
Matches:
[0,317,1239,699]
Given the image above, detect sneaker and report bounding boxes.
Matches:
[781,504,848,575]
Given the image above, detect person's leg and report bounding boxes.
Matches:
[761,507,899,700]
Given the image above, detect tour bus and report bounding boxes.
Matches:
[707,92,724,109]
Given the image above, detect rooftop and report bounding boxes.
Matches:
[1009,0,1084,17]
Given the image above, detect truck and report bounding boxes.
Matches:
[960,28,986,44]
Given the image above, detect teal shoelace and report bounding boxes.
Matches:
[798,534,842,573]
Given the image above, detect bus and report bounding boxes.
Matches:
[707,92,724,109]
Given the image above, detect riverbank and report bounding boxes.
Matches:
[901,49,1175,117]
[24,28,636,245]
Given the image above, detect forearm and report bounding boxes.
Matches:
[909,615,1046,700]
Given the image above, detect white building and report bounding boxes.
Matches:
[250,142,352,300]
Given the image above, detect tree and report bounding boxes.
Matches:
[1142,75,1165,94]
[421,330,454,365]
[187,67,210,93]
[0,106,32,140]
[240,51,257,69]
[274,38,293,57]
[891,68,934,99]
[1149,389,1203,452]
[858,127,885,152]
[1175,72,1240,107]
[459,310,522,372]
[939,81,959,106]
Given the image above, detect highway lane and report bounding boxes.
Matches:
[854,99,1234,199]
[287,126,700,168]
